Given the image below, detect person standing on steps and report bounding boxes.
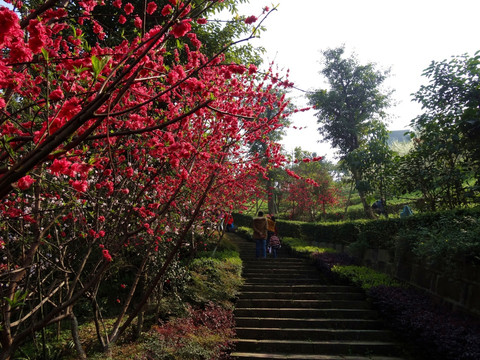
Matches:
[266,214,276,255]
[252,211,267,259]
[267,216,280,258]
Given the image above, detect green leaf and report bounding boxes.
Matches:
[41,48,49,62]
[91,55,111,79]
[91,55,101,78]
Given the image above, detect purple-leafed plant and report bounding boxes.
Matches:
[368,286,480,360]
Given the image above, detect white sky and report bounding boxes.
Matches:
[234,0,480,160]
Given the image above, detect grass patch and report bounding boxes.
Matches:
[281,237,336,257]
[331,265,402,290]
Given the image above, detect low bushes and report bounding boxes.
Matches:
[142,246,242,359]
[58,237,243,360]
[184,250,243,309]
[141,303,235,360]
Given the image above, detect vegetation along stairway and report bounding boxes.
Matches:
[231,234,415,360]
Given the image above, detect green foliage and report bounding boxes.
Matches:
[245,207,480,270]
[281,237,336,256]
[331,265,402,290]
[398,214,480,270]
[232,213,253,228]
[235,226,252,240]
[308,45,393,218]
[184,251,243,308]
[400,51,480,209]
[3,290,28,310]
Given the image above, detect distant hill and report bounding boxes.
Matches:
[388,130,410,144]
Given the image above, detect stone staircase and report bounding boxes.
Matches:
[231,235,414,360]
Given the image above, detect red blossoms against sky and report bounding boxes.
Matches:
[244,15,257,25]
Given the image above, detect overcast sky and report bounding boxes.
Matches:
[234,0,480,160]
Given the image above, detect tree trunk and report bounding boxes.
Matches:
[352,170,375,219]
[267,176,275,215]
[358,189,375,219]
[70,312,87,360]
[344,180,355,218]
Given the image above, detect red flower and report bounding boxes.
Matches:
[244,15,257,25]
[49,87,64,101]
[161,4,172,16]
[196,18,207,25]
[171,19,191,38]
[146,2,157,15]
[17,175,35,190]
[102,249,113,262]
[113,0,122,8]
[124,3,134,15]
[49,158,72,176]
[134,16,142,28]
[119,15,126,24]
[27,19,48,53]
[72,180,88,193]
[0,8,21,45]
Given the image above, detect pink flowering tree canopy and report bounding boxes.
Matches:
[0,1,294,358]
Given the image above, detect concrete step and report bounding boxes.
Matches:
[242,263,313,270]
[234,317,386,330]
[237,291,365,300]
[231,353,407,360]
[242,268,320,276]
[242,258,309,264]
[236,327,395,341]
[244,277,323,285]
[235,298,372,309]
[239,284,361,293]
[233,339,403,356]
[234,307,379,319]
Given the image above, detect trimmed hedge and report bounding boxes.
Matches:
[234,207,480,266]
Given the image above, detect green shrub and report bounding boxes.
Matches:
[282,237,336,257]
[184,253,243,308]
[331,265,402,290]
[398,214,480,271]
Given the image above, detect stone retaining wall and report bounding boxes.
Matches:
[314,240,480,318]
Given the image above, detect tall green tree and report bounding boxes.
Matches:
[407,51,480,207]
[308,46,392,218]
